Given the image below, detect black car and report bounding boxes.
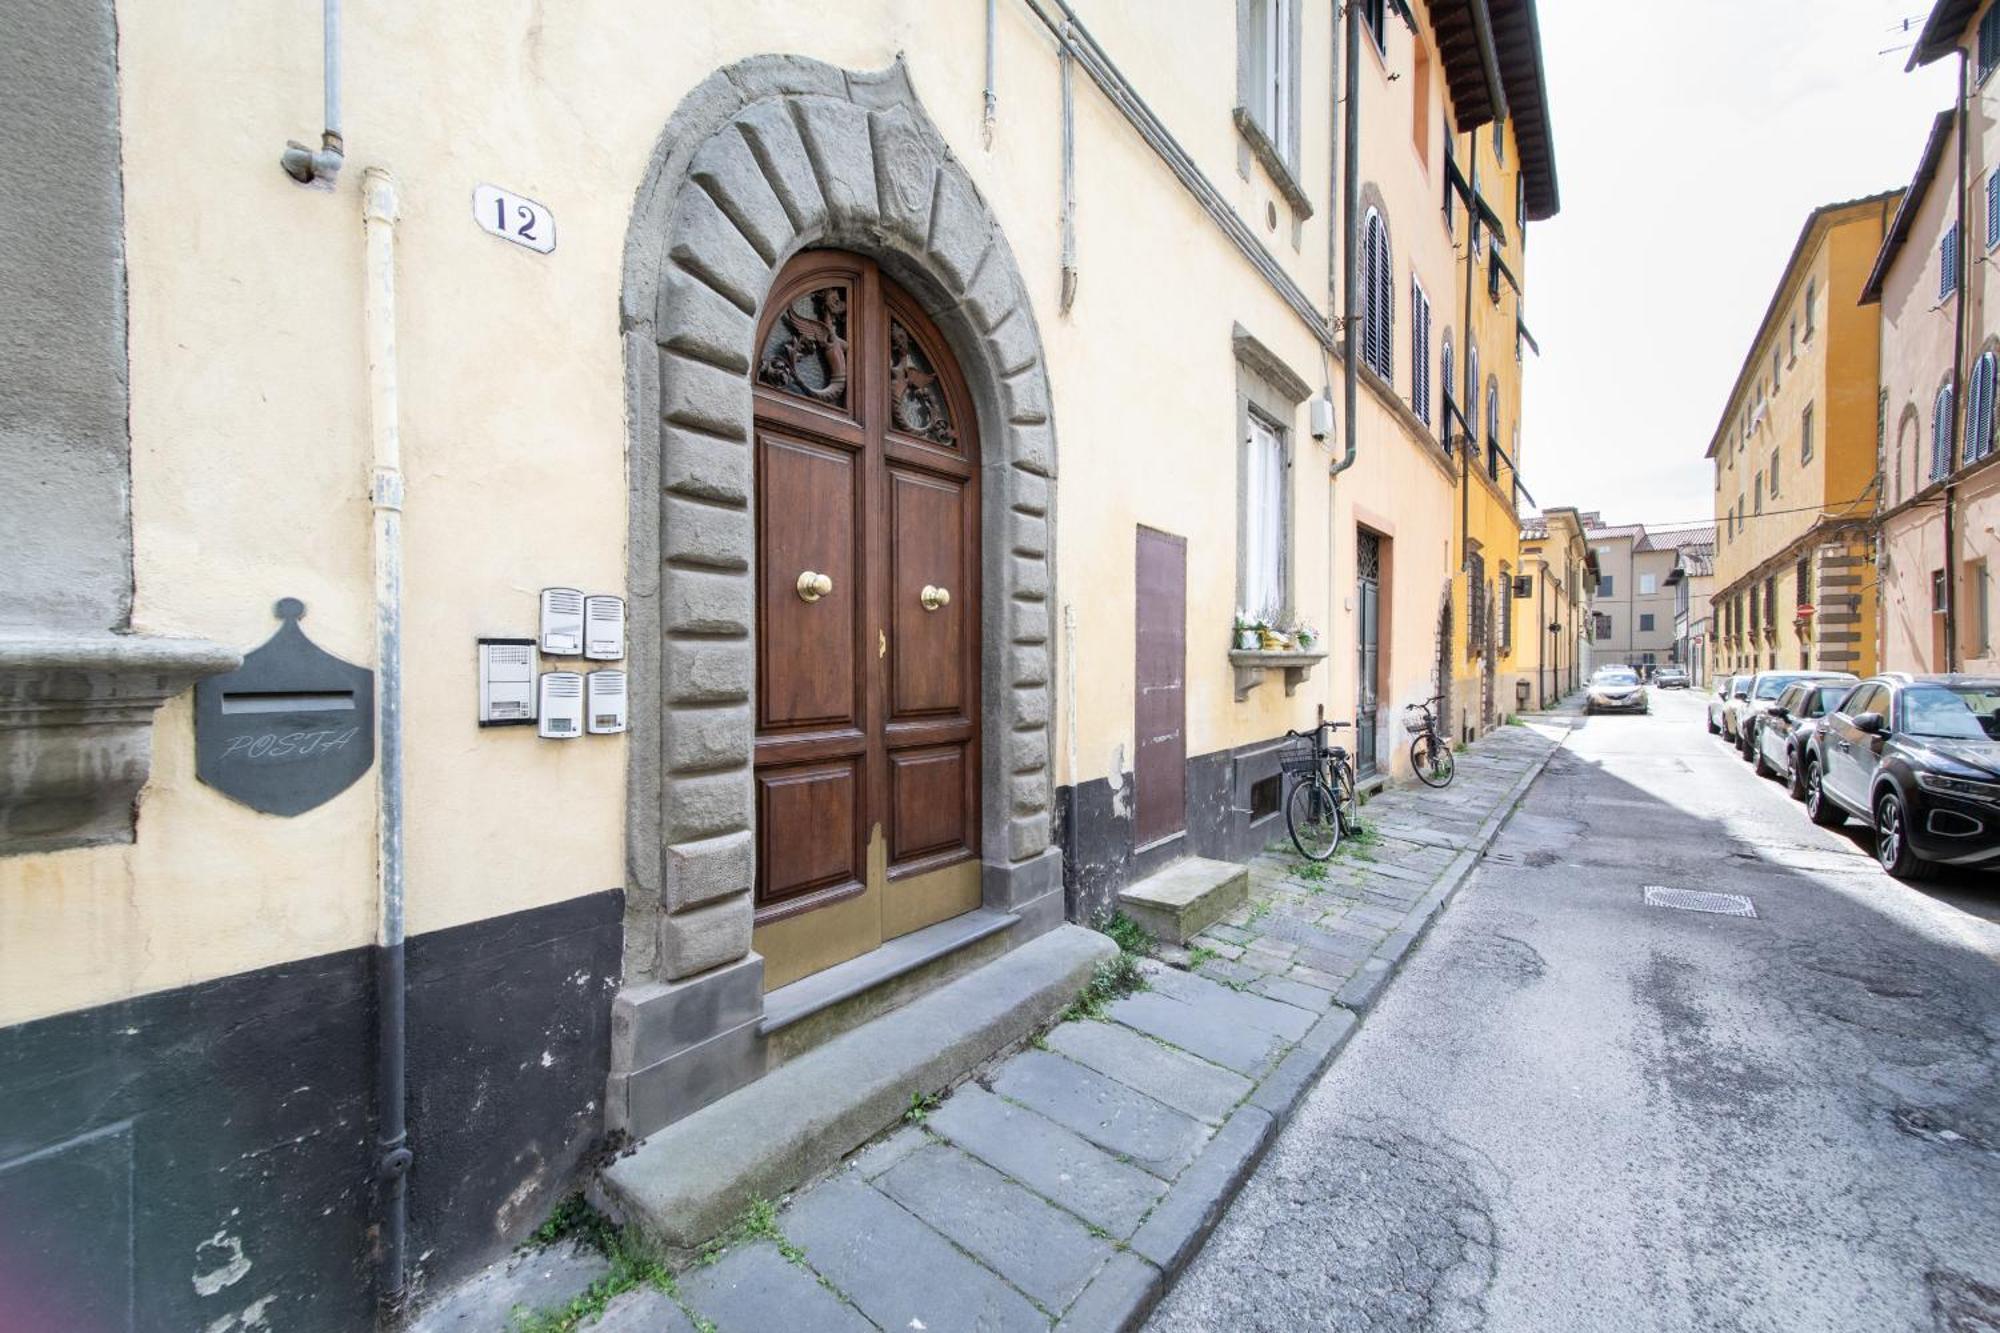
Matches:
[1753,680,1853,798]
[1802,674,2000,879]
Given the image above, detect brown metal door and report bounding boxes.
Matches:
[750,252,981,988]
[1134,527,1187,848]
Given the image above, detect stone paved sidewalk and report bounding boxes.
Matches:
[464,714,1573,1333]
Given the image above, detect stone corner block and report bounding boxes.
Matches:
[658,893,756,981]
[665,827,755,912]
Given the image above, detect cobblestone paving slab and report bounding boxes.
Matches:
[492,716,1569,1333]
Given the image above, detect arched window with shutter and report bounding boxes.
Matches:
[1441,333,1456,452]
[1467,342,1480,448]
[1485,374,1501,480]
[1361,208,1394,381]
[1933,383,1956,483]
[1967,351,1997,465]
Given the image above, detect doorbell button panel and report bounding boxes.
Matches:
[477,638,537,726]
[586,669,628,735]
[540,587,585,656]
[538,671,584,739]
[584,595,626,661]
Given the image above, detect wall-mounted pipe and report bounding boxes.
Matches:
[361,166,410,1320]
[983,0,999,148]
[281,0,344,185]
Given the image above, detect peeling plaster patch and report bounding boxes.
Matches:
[192,1231,251,1296]
[202,1294,276,1333]
[1108,744,1132,819]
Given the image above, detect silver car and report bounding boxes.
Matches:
[1586,666,1648,715]
[1709,675,1750,736]
[1732,670,1858,761]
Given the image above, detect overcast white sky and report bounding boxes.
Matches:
[1519,0,1958,529]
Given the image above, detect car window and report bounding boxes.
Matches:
[1898,683,2000,739]
[1810,684,1848,716]
[1594,669,1638,685]
[1731,677,1751,697]
[1845,684,1886,718]
[1754,675,1805,699]
[1776,684,1805,711]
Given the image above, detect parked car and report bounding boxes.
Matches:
[1586,665,1648,715]
[1733,670,1858,760]
[1655,667,1691,689]
[1708,675,1751,736]
[1754,679,1858,797]
[1802,673,2000,879]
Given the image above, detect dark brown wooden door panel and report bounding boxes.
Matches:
[887,745,968,865]
[756,431,861,732]
[889,468,966,719]
[752,251,981,952]
[755,759,864,910]
[1134,527,1187,848]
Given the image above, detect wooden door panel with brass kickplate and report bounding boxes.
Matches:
[749,252,982,988]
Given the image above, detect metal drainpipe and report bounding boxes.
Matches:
[361,166,412,1322]
[1946,48,1970,671]
[983,0,998,148]
[1335,0,1360,483]
[281,0,344,185]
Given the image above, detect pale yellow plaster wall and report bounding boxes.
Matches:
[3,1,1478,1024]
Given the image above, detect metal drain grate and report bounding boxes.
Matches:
[1644,886,1757,918]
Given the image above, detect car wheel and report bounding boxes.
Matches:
[1753,739,1774,778]
[1787,748,1809,800]
[1873,788,1935,881]
[1805,760,1845,827]
[1739,725,1757,761]
[1707,713,1719,735]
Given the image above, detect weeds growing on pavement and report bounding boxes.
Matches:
[510,1196,678,1333]
[903,1089,940,1124]
[1062,911,1152,1020]
[1187,944,1219,969]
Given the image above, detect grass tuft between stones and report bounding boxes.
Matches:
[1061,910,1152,1021]
[509,1195,679,1333]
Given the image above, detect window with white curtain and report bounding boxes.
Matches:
[1244,0,1296,167]
[1242,413,1287,618]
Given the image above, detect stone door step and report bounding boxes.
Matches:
[593,924,1115,1259]
[1118,857,1249,945]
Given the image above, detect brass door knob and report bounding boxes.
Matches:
[920,584,951,611]
[797,571,833,603]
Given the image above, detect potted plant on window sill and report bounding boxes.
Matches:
[1233,609,1262,652]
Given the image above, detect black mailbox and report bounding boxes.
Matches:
[195,599,375,815]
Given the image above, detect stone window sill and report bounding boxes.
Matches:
[0,633,240,854]
[1229,648,1327,701]
[1231,107,1314,220]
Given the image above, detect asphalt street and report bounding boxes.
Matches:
[1149,690,2000,1332]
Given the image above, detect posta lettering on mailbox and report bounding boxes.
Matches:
[195,599,376,816]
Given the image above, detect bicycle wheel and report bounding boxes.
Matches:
[1285,776,1343,860]
[1412,733,1455,788]
[1332,761,1360,833]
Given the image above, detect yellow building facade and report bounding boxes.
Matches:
[0,1,1563,1325]
[1708,195,1895,678]
[1441,8,1559,739]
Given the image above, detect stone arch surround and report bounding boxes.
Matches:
[610,56,1063,1132]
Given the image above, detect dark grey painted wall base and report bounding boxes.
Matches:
[0,888,622,1332]
[1055,734,1290,925]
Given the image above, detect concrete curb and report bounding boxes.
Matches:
[1094,724,1572,1330]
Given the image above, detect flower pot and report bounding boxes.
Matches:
[1235,629,1260,651]
[1259,629,1288,651]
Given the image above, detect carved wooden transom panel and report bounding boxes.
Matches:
[758,286,850,409]
[888,318,957,446]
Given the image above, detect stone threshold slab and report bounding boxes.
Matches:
[760,907,1019,1035]
[593,924,1114,1258]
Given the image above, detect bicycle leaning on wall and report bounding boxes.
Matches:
[1281,715,1361,861]
[1403,693,1456,788]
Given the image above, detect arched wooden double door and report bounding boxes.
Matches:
[748,251,983,990]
